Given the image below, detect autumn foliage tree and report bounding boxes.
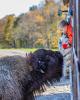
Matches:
[0,0,63,48]
[4,15,15,45]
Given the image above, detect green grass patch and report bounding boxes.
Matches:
[0,48,37,53]
[0,48,58,53]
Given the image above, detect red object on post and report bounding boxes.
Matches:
[62,43,68,49]
[66,24,73,45]
[62,24,73,49]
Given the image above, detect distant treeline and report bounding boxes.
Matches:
[0,1,62,49]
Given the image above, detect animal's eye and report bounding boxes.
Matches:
[38,61,41,64]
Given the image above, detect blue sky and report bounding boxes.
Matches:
[0,0,44,18]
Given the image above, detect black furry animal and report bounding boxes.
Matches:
[0,49,63,100]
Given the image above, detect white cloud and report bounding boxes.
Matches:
[0,0,42,18]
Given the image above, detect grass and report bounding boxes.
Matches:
[0,48,37,53]
[0,48,58,53]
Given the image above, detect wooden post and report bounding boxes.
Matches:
[76,0,80,60]
[76,0,80,99]
[72,48,79,100]
[72,0,80,100]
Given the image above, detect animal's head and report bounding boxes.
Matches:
[26,49,63,96]
[27,49,63,83]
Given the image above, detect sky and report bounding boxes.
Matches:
[0,0,44,19]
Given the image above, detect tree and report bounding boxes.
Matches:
[29,5,38,11]
[0,0,63,48]
[4,15,15,45]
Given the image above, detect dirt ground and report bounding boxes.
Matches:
[35,83,71,100]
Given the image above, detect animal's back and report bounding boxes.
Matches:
[0,56,29,100]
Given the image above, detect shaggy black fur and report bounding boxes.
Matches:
[78,60,80,73]
[0,49,63,100]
